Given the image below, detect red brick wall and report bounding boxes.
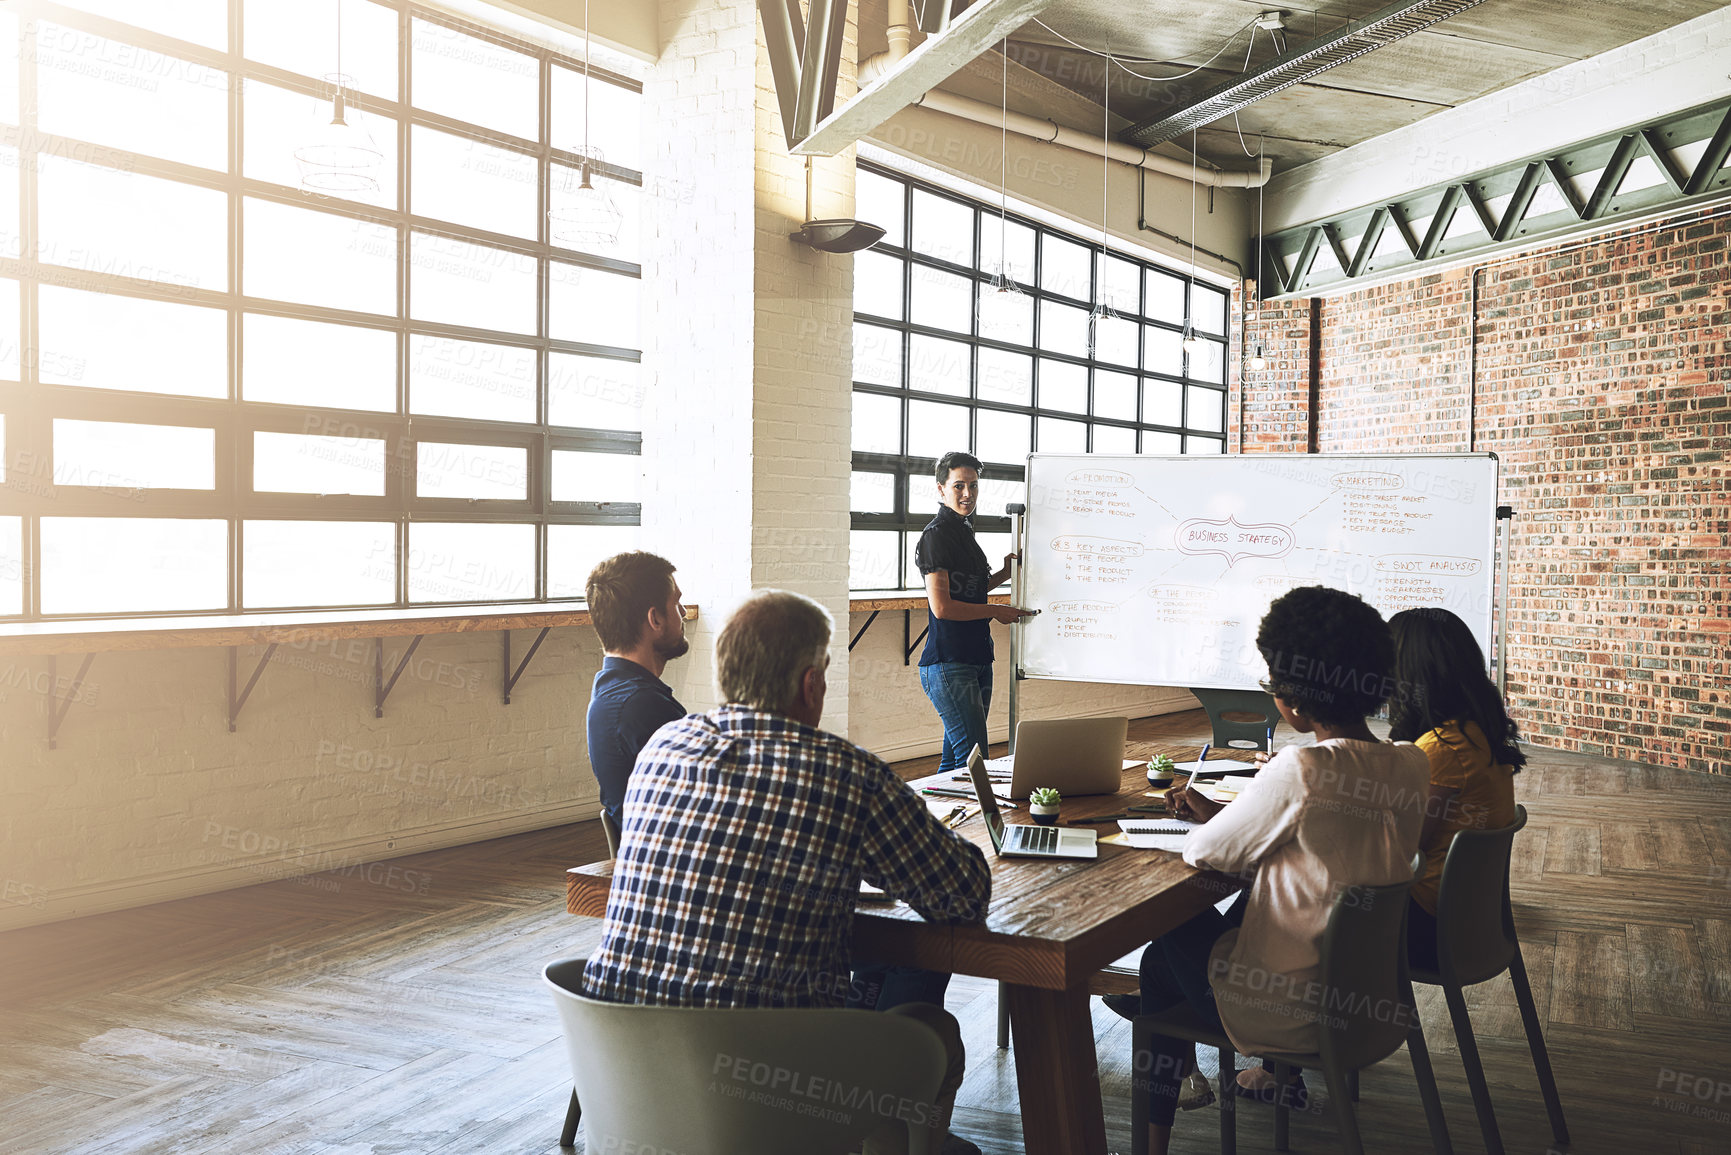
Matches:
[1238,291,1316,453]
[1269,209,1730,773]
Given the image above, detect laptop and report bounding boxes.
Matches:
[984,717,1129,799]
[967,747,1098,860]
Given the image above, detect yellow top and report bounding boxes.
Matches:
[1412,720,1517,914]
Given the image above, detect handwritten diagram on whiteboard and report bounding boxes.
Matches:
[1019,454,1499,690]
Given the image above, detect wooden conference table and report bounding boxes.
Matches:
[565,746,1252,1154]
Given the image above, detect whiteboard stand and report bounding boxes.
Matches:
[1007,501,1027,757]
[1493,505,1515,698]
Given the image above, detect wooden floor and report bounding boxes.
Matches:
[4,709,1730,1154]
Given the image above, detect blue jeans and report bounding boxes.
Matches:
[919,661,993,774]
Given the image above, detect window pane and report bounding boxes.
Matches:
[412,18,538,140]
[908,334,969,397]
[1194,284,1230,335]
[1147,268,1186,323]
[1038,358,1086,413]
[247,77,396,206]
[910,189,974,266]
[1098,253,1140,313]
[976,532,1010,577]
[1094,370,1137,421]
[1191,338,1227,384]
[550,167,639,263]
[976,409,1030,467]
[408,522,535,602]
[41,158,226,293]
[856,170,905,248]
[54,420,214,490]
[411,232,537,334]
[552,451,639,503]
[1187,385,1225,433]
[1040,233,1090,300]
[1185,434,1226,455]
[39,23,228,171]
[41,517,226,614]
[243,314,395,411]
[244,521,395,608]
[245,0,396,97]
[1144,378,1183,427]
[853,392,901,455]
[977,476,1024,518]
[253,432,386,496]
[854,251,904,320]
[409,335,537,422]
[42,287,226,397]
[416,442,527,500]
[549,353,643,431]
[1093,423,1136,454]
[550,68,642,172]
[978,283,1033,344]
[1038,416,1086,453]
[64,0,227,49]
[550,264,640,348]
[413,126,538,239]
[1092,312,1138,367]
[851,471,895,513]
[980,216,1036,285]
[909,265,972,334]
[1144,325,1183,377]
[0,516,19,615]
[908,399,969,461]
[246,198,397,314]
[1142,429,1182,454]
[548,524,638,597]
[977,347,1031,407]
[853,323,901,387]
[1038,300,1088,356]
[850,529,899,591]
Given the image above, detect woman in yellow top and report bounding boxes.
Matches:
[1387,607,1523,969]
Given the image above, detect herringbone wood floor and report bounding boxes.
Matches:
[3,709,1730,1154]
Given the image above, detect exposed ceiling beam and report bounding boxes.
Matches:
[1120,0,1489,149]
[770,0,1055,157]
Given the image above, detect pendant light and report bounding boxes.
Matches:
[1087,50,1119,359]
[1246,136,1269,372]
[549,0,623,249]
[981,41,1026,308]
[1181,127,1203,359]
[294,2,383,194]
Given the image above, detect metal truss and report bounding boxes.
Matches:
[1261,99,1731,299]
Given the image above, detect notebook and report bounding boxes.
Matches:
[1118,818,1199,851]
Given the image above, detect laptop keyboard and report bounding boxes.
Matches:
[1012,824,1060,854]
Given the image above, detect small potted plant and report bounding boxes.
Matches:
[1028,787,1061,825]
[1147,754,1177,787]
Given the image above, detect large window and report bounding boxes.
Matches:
[849,163,1231,591]
[0,0,644,618]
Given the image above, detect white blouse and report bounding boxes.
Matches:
[1183,739,1429,1055]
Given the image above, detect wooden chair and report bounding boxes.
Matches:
[544,957,950,1155]
[1411,806,1567,1155]
[1129,858,1453,1155]
[1189,688,1280,751]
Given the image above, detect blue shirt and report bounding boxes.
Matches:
[582,705,991,1008]
[586,656,685,825]
[914,504,993,667]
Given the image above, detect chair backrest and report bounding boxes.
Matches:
[1314,855,1421,1072]
[1188,688,1279,751]
[1434,804,1526,986]
[544,958,949,1155]
[600,810,622,858]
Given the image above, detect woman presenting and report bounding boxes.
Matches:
[916,450,1033,773]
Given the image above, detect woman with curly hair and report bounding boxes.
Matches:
[1387,606,1522,970]
[1132,586,1429,1155]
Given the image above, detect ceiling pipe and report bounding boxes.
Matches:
[859,48,1272,188]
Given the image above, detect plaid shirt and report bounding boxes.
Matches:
[582,705,992,1008]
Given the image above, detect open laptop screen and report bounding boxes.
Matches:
[967,746,1007,852]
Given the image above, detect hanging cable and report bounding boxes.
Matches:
[1031,15,1261,82]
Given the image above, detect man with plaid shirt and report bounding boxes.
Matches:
[583,589,991,1155]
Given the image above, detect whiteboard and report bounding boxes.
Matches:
[1018,453,1499,690]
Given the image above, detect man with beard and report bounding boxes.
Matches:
[583,551,691,828]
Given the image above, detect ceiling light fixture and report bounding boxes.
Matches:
[294,2,382,194]
[1182,127,1203,360]
[1088,46,1119,360]
[549,0,623,250]
[986,38,1026,301]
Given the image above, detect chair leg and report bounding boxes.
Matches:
[559,1087,580,1148]
[997,980,1010,1049]
[1510,948,1569,1144]
[1130,1019,1150,1155]
[1218,1045,1237,1155]
[1320,1058,1364,1155]
[1347,1066,1359,1102]
[1271,1059,1291,1152]
[1443,980,1504,1155]
[1403,982,1455,1155]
